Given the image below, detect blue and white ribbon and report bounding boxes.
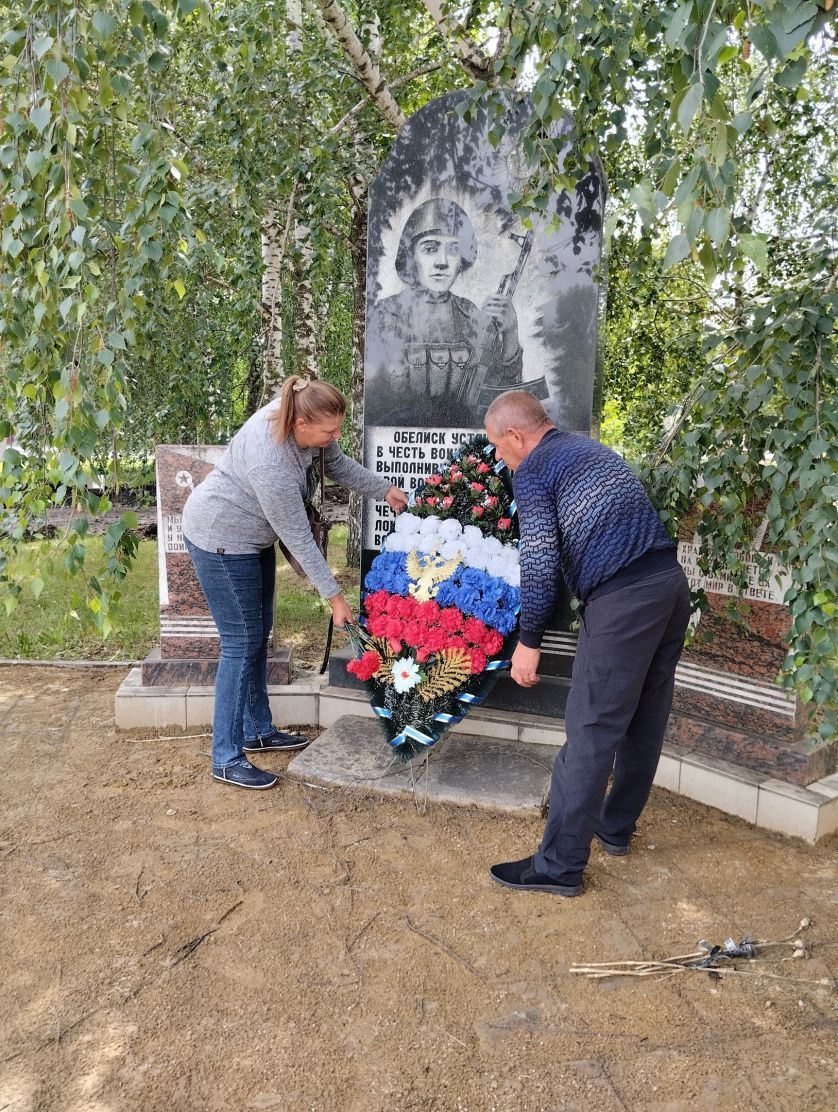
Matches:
[388,724,439,749]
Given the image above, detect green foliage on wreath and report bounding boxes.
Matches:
[410,434,519,542]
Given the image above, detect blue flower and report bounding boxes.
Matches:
[364,552,409,595]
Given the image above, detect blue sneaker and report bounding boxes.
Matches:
[243,728,309,753]
[212,759,278,790]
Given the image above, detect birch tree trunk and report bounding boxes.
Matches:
[346,194,368,568]
[291,221,321,379]
[260,205,285,402]
[315,0,407,130]
[286,0,302,54]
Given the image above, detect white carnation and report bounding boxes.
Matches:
[383,533,410,553]
[437,518,463,541]
[461,524,483,548]
[395,512,422,535]
[439,540,463,562]
[508,566,521,587]
[419,515,440,535]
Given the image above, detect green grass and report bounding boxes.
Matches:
[0,525,358,664]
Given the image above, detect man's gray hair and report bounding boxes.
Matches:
[485,390,551,435]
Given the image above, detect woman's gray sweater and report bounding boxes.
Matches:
[181,402,391,598]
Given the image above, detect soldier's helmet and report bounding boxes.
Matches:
[396,198,478,285]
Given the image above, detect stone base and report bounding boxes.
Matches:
[113,674,838,842]
[141,645,292,687]
[327,646,571,719]
[286,714,560,814]
[665,711,837,788]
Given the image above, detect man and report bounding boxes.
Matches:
[366,198,523,427]
[485,391,691,896]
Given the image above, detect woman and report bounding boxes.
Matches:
[182,376,408,790]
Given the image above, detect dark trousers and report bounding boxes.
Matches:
[535,566,691,884]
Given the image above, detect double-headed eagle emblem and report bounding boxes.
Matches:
[406,547,462,602]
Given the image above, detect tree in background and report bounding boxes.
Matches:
[1,0,835,730]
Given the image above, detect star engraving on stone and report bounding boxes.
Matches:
[175,470,194,490]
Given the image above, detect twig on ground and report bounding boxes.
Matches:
[406,917,481,979]
[167,900,243,969]
[52,961,62,1042]
[571,918,819,982]
[347,911,380,952]
[134,864,145,903]
[440,1027,469,1049]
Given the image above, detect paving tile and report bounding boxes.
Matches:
[287,714,561,814]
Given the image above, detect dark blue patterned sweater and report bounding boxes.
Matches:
[513,429,677,648]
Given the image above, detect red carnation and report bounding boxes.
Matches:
[424,627,447,652]
[439,608,463,633]
[347,650,382,682]
[476,462,491,474]
[463,616,488,644]
[427,474,443,486]
[396,596,416,618]
[366,615,389,638]
[415,600,441,624]
[385,595,403,616]
[471,506,484,518]
[483,629,504,655]
[441,496,454,508]
[414,496,424,506]
[425,496,438,506]
[497,517,511,529]
[403,619,424,645]
[364,590,390,616]
[470,482,485,493]
[468,648,487,673]
[484,496,499,508]
[384,618,403,642]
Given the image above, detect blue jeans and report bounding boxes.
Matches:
[184,537,276,769]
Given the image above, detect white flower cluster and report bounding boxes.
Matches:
[383,512,520,587]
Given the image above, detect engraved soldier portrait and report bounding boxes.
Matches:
[365,198,542,428]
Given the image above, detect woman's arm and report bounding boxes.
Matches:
[322,442,393,499]
[248,464,340,599]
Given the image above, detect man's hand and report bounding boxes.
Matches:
[328,594,354,628]
[385,486,409,514]
[510,643,541,688]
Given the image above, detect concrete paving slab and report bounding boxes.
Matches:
[286,714,560,815]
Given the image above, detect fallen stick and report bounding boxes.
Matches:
[570,918,817,981]
[167,900,243,969]
[406,917,481,979]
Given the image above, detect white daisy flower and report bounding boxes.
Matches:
[391,656,421,693]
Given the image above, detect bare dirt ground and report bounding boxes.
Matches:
[1,666,836,1112]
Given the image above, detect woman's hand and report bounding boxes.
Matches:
[385,486,409,514]
[328,594,354,628]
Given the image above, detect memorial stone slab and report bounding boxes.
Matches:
[331,90,605,706]
[140,445,291,687]
[663,531,835,786]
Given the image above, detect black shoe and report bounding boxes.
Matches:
[212,760,278,790]
[594,831,630,856]
[490,856,583,897]
[243,728,309,753]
